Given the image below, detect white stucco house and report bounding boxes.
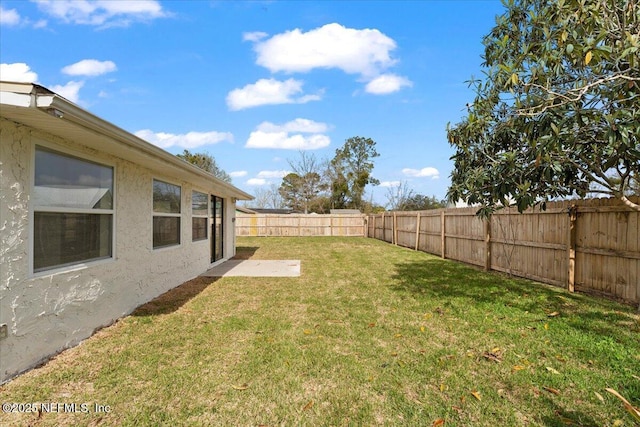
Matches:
[0,81,253,383]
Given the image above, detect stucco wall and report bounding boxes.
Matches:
[0,119,235,382]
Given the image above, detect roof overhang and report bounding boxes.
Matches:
[0,81,253,201]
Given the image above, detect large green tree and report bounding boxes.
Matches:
[330,136,380,210]
[279,152,329,213]
[447,0,640,216]
[176,150,232,183]
[279,172,327,213]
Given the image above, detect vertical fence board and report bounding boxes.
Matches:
[366,197,639,306]
[236,213,366,237]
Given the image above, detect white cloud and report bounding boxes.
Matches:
[252,23,397,78]
[0,7,20,25]
[226,78,321,111]
[246,131,330,150]
[402,167,440,179]
[257,118,329,134]
[243,31,268,42]
[230,170,248,178]
[379,181,401,188]
[35,0,168,27]
[135,129,234,149]
[50,81,84,103]
[246,178,267,186]
[257,170,289,179]
[245,119,331,150]
[365,73,412,95]
[62,59,117,77]
[0,63,38,82]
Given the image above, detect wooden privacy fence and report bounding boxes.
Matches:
[236,213,366,237]
[367,197,640,306]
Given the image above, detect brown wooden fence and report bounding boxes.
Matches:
[367,197,639,306]
[236,213,366,237]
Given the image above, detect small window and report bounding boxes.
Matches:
[33,146,114,272]
[153,179,181,248]
[192,191,208,241]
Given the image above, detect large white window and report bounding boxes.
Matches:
[192,191,208,242]
[33,146,114,272]
[153,179,181,249]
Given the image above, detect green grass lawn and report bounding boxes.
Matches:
[1,237,639,426]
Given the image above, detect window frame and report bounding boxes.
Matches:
[30,141,116,276]
[152,178,182,250]
[191,190,209,242]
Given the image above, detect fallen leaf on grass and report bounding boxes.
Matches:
[483,351,502,363]
[440,383,446,392]
[544,323,549,330]
[546,367,561,375]
[432,419,445,427]
[302,400,314,411]
[368,322,376,328]
[547,311,560,317]
[543,386,561,395]
[512,365,526,372]
[594,391,604,402]
[303,329,312,335]
[232,384,249,390]
[471,390,481,401]
[606,388,640,422]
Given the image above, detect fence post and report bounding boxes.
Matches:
[415,212,421,251]
[568,205,577,293]
[382,214,386,242]
[441,211,446,259]
[371,215,375,239]
[484,217,491,271]
[393,212,398,245]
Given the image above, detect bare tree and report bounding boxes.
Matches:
[385,181,414,211]
[248,184,285,209]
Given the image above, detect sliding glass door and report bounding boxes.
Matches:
[211,195,224,262]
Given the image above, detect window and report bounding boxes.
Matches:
[33,146,114,272]
[192,191,208,241]
[153,179,181,248]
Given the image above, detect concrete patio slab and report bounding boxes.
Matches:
[201,260,301,277]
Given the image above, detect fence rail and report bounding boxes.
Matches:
[367,197,639,306]
[236,213,366,237]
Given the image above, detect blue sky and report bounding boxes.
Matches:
[0,0,506,206]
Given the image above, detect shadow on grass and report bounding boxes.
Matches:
[132,276,219,316]
[232,246,260,260]
[390,257,639,340]
[538,397,601,427]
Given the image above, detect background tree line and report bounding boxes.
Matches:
[178,137,445,214]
